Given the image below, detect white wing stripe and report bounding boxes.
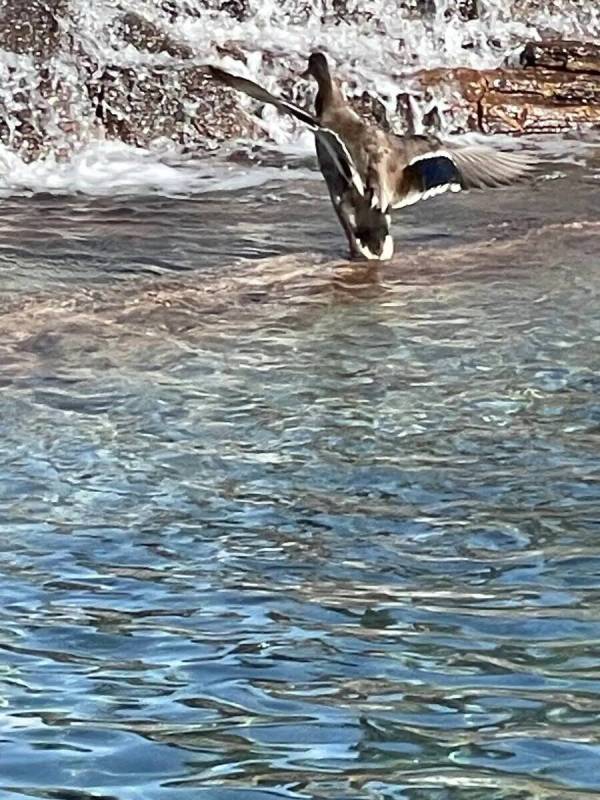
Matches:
[407,149,454,167]
[316,129,364,196]
[393,181,462,209]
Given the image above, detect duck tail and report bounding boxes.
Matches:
[353,203,394,261]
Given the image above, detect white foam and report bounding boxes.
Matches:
[0,0,597,195]
[0,140,315,197]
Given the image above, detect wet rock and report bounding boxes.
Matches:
[0,0,597,162]
[414,0,436,14]
[420,67,488,104]
[401,0,480,20]
[0,20,91,161]
[480,63,600,133]
[421,105,443,130]
[0,1,256,159]
[520,40,600,74]
[215,40,248,65]
[442,0,480,20]
[458,0,480,20]
[218,0,249,20]
[117,12,194,59]
[415,59,600,135]
[324,0,374,24]
[92,65,258,149]
[479,65,600,133]
[161,0,249,20]
[414,67,487,132]
[486,68,600,105]
[0,1,83,160]
[481,92,600,134]
[0,0,69,60]
[159,0,201,23]
[181,66,259,142]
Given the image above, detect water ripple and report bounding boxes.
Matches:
[0,173,599,799]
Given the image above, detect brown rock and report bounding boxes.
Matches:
[182,67,259,141]
[419,67,487,103]
[520,40,600,74]
[482,64,600,133]
[0,74,80,162]
[481,92,600,134]
[215,41,248,65]
[0,0,69,60]
[91,65,259,149]
[413,67,488,132]
[414,62,600,135]
[118,12,194,59]
[485,68,600,105]
[0,0,85,163]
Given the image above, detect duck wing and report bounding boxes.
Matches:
[390,135,536,209]
[209,66,318,128]
[209,66,392,260]
[444,143,537,189]
[209,66,363,194]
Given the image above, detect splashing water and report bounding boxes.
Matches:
[0,0,598,193]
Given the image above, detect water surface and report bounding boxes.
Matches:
[1,157,600,800]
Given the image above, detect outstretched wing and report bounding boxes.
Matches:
[209,66,363,195]
[209,65,393,260]
[391,135,536,209]
[209,66,318,128]
[445,144,537,189]
[393,152,462,209]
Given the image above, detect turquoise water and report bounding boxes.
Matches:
[1,162,600,799]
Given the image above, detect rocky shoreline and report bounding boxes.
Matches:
[414,41,600,136]
[0,0,598,161]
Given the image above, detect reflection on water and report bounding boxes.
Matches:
[1,163,600,800]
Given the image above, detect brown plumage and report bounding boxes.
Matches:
[209,53,536,261]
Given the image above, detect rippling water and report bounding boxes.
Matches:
[1,152,600,799]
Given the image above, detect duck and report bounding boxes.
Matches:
[209,52,535,261]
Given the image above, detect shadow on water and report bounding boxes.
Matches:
[0,164,600,799]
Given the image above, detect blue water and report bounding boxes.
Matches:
[1,163,600,799]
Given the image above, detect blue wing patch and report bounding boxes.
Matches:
[409,155,463,192]
[394,154,464,208]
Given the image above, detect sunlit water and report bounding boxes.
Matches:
[1,148,600,800]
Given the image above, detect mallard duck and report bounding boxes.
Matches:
[209,53,535,261]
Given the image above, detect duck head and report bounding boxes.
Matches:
[301,52,331,82]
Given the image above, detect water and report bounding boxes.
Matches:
[1,141,600,798]
[2,0,600,171]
